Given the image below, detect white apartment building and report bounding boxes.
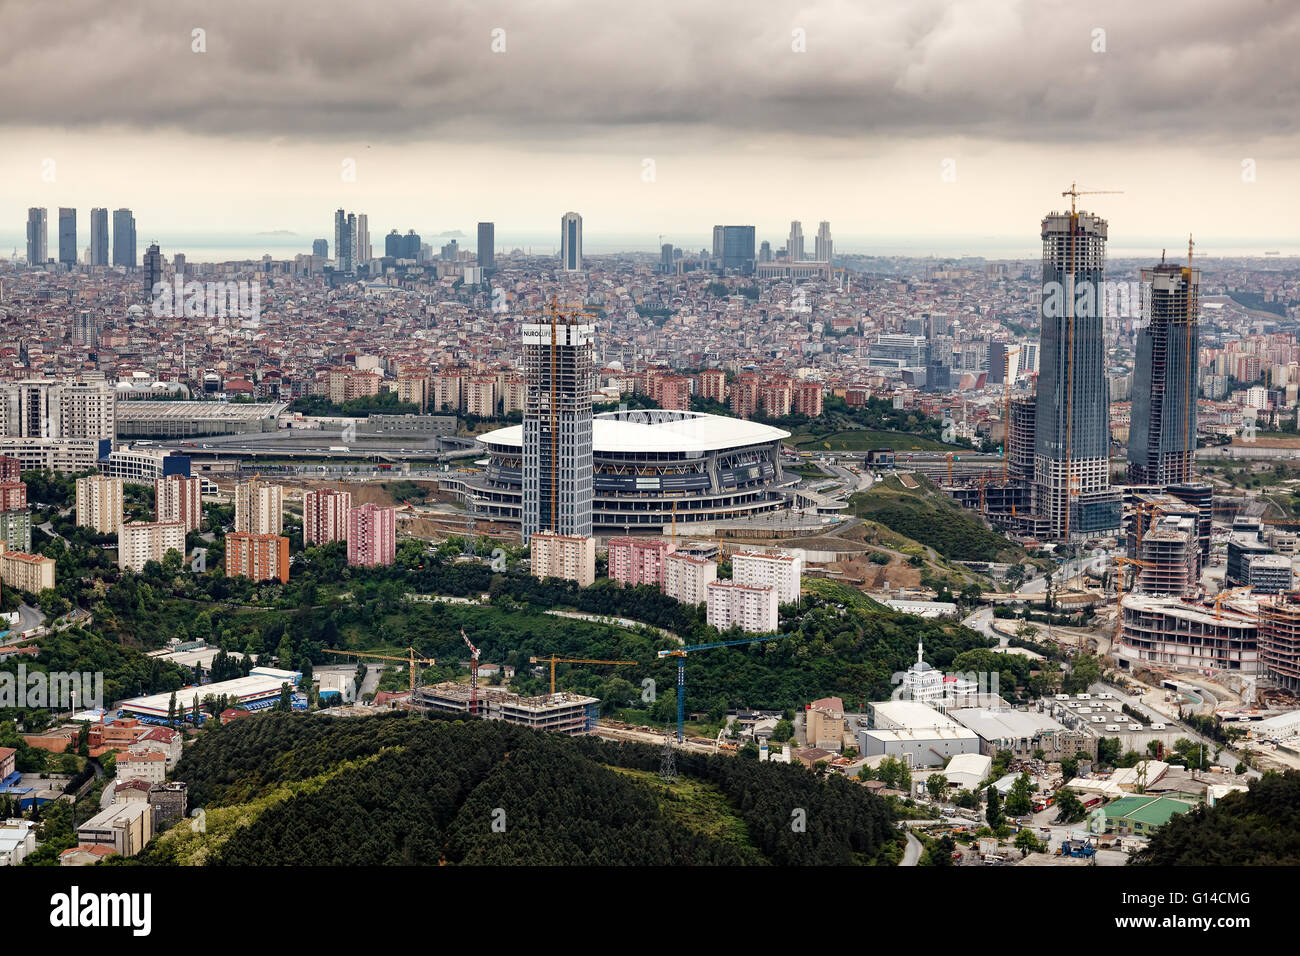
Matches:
[0,378,115,441]
[117,521,187,572]
[75,474,124,534]
[155,475,203,531]
[234,480,283,535]
[730,550,803,604]
[530,532,596,587]
[706,581,779,634]
[665,552,717,605]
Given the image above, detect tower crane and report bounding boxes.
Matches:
[462,628,480,715]
[529,656,637,696]
[1213,585,1255,620]
[1111,556,1154,645]
[323,647,436,695]
[657,633,789,743]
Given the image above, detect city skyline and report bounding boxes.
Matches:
[2,0,1298,257]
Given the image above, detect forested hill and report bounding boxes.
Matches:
[139,712,900,866]
[1130,771,1300,866]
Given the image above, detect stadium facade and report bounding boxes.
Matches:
[451,409,790,531]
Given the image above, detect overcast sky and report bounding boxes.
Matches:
[3,0,1298,256]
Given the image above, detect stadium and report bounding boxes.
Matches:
[452,409,791,531]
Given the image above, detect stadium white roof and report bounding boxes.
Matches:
[478,411,789,454]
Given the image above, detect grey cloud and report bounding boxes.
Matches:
[0,0,1297,145]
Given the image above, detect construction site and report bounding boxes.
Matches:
[411,683,600,734]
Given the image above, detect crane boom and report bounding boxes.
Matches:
[529,655,637,695]
[323,647,436,695]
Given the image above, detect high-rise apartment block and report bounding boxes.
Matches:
[1128,259,1200,487]
[530,531,595,586]
[665,552,717,604]
[346,503,396,567]
[234,480,283,535]
[697,369,727,404]
[731,550,802,604]
[706,581,778,633]
[607,537,671,587]
[225,533,290,583]
[522,313,594,541]
[0,549,55,594]
[155,475,204,532]
[0,482,26,512]
[117,521,187,572]
[76,475,124,534]
[303,488,351,545]
[1033,208,1119,539]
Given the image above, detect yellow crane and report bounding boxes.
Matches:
[324,647,436,695]
[529,655,637,696]
[1112,557,1154,644]
[1213,585,1255,620]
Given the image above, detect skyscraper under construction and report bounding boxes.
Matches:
[1033,203,1120,540]
[1128,250,1200,486]
[521,303,594,542]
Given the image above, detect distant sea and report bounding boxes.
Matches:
[1,231,1296,264]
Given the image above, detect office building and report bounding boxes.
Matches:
[225,533,290,583]
[660,242,674,273]
[142,243,163,294]
[58,208,76,266]
[303,488,351,545]
[1128,259,1200,486]
[712,225,756,273]
[112,208,136,268]
[117,521,187,572]
[312,238,328,258]
[706,581,778,633]
[560,211,583,271]
[333,209,355,272]
[233,480,283,535]
[75,475,124,534]
[814,221,833,262]
[521,311,594,541]
[25,208,47,266]
[530,531,595,586]
[155,474,203,532]
[356,213,370,265]
[346,503,396,567]
[1034,207,1119,539]
[477,222,495,272]
[787,221,805,261]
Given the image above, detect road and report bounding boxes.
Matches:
[962,606,1005,645]
[900,829,923,866]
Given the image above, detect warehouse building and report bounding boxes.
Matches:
[115,401,288,438]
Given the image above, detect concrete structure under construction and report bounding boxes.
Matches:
[1116,594,1259,674]
[1259,593,1300,692]
[413,682,599,734]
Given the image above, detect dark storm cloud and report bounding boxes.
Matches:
[1,0,1296,145]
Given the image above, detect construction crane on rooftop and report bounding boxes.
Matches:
[1111,556,1154,645]
[1214,585,1255,620]
[657,633,789,743]
[529,656,637,696]
[323,647,436,695]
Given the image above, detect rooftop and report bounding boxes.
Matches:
[478,410,789,454]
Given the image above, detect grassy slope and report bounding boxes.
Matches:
[848,474,1027,564]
